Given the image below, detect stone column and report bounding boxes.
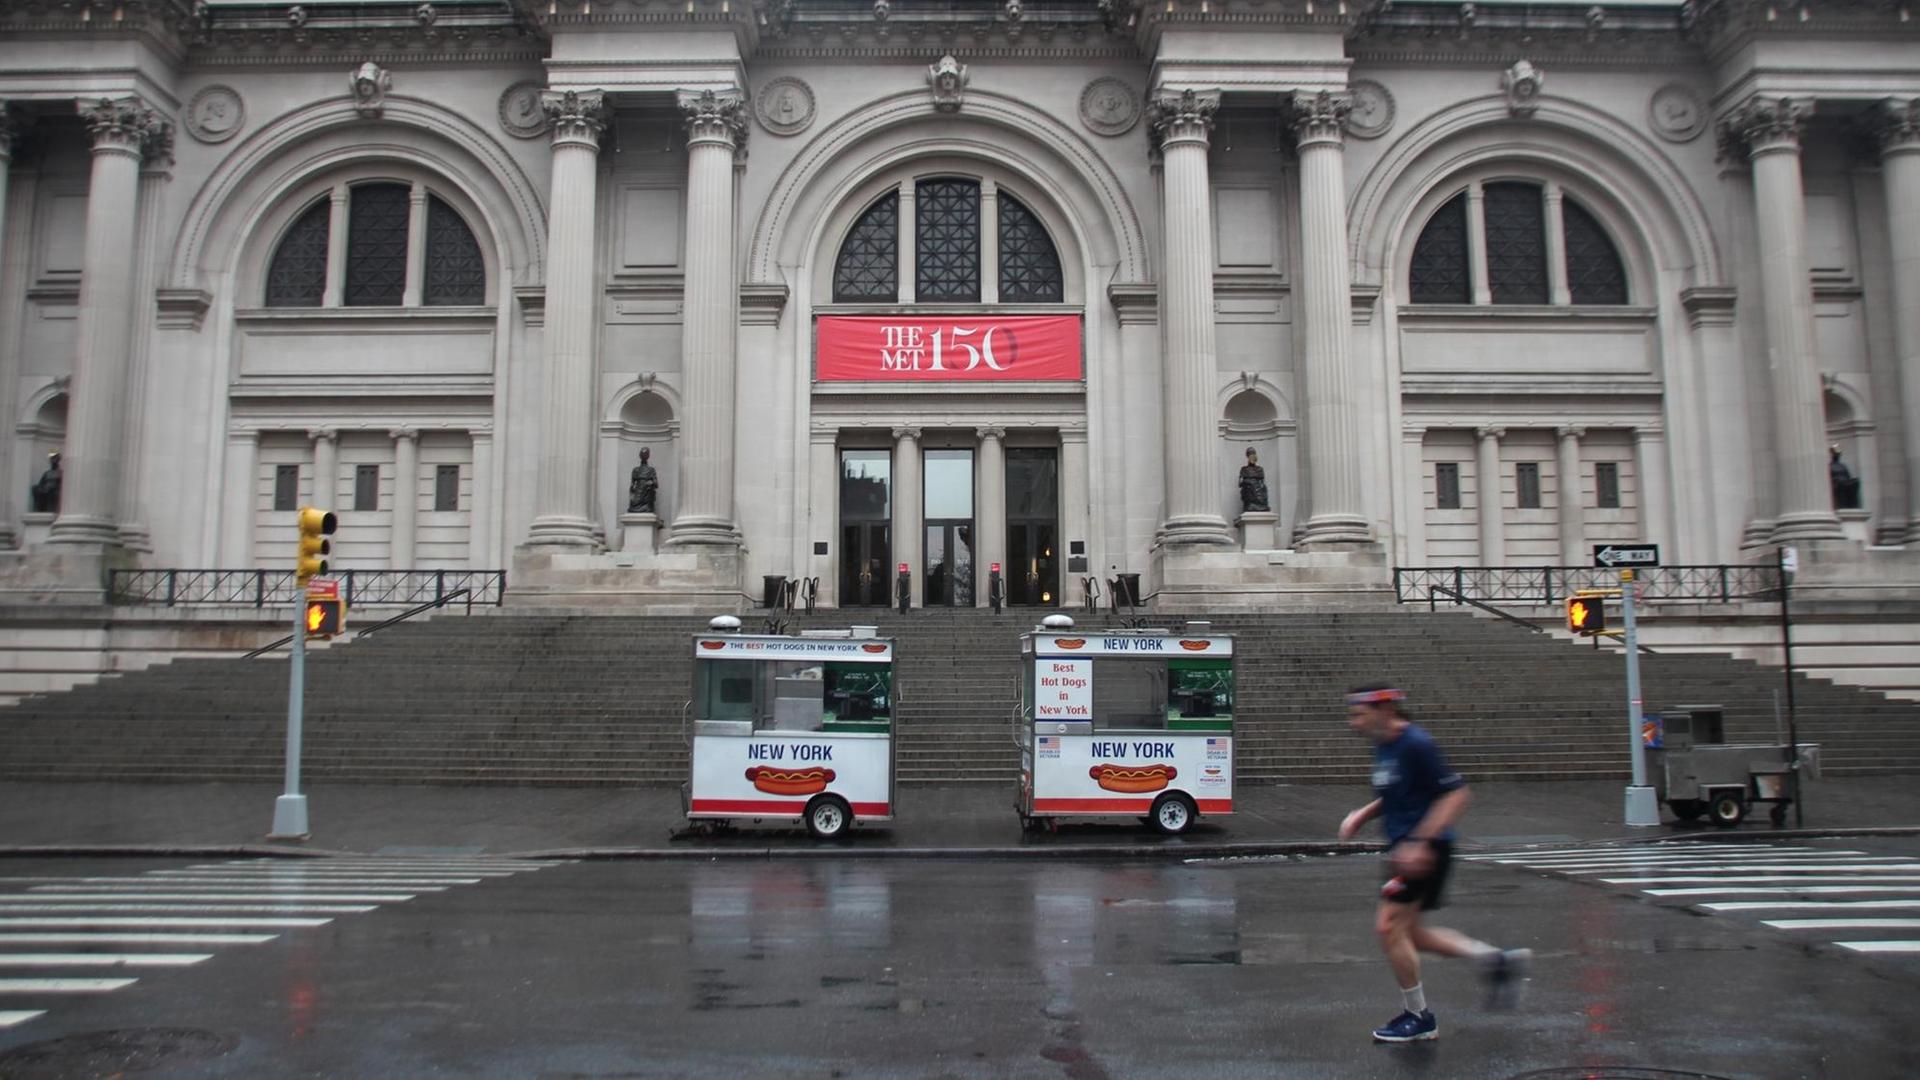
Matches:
[668,90,747,548]
[1400,427,1428,566]
[1060,429,1091,607]
[1724,96,1842,542]
[220,430,259,566]
[1149,89,1233,546]
[1291,90,1371,546]
[402,181,428,307]
[892,426,922,607]
[469,430,493,567]
[1635,426,1672,553]
[974,425,1007,606]
[1543,183,1572,306]
[979,179,1000,305]
[49,98,160,547]
[1465,182,1492,305]
[322,186,349,308]
[1555,425,1586,566]
[1476,425,1505,566]
[808,430,839,607]
[0,107,19,549]
[1878,100,1920,545]
[524,91,608,549]
[895,180,916,304]
[115,126,173,554]
[391,429,418,568]
[310,429,339,509]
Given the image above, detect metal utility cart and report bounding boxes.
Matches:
[1014,614,1235,835]
[1646,704,1820,828]
[682,616,897,839]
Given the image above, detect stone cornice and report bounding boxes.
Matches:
[0,0,196,61]
[160,0,543,61]
[1685,0,1920,64]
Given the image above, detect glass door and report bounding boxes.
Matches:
[838,449,892,607]
[923,449,975,607]
[1006,448,1059,606]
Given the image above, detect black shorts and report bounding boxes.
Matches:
[1380,839,1453,911]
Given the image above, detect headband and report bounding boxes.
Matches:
[1346,689,1405,706]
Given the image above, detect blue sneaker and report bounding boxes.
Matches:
[1371,1009,1438,1043]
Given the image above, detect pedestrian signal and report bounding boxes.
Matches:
[1566,595,1605,636]
[296,507,337,584]
[304,598,345,639]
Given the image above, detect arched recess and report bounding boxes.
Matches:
[600,378,682,539]
[17,384,68,518]
[1214,377,1298,538]
[1823,382,1873,516]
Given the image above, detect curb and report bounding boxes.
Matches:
[0,845,348,859]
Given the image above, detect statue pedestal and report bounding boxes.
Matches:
[1838,508,1871,546]
[1237,511,1278,553]
[619,513,660,554]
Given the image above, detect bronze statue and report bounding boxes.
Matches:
[29,451,60,514]
[627,446,659,514]
[1830,444,1862,511]
[1238,447,1270,513]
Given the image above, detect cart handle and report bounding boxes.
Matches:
[680,698,693,750]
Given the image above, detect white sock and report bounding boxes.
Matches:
[1401,983,1427,1014]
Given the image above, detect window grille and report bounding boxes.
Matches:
[1596,462,1621,509]
[424,195,484,306]
[1563,200,1628,305]
[1436,463,1462,510]
[1409,195,1470,304]
[833,193,899,302]
[1516,462,1541,509]
[345,183,409,306]
[998,195,1063,302]
[354,464,380,512]
[1484,182,1548,304]
[273,465,299,512]
[434,465,460,512]
[915,179,981,302]
[264,200,330,307]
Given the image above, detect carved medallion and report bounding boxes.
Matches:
[1347,80,1395,140]
[1079,77,1140,137]
[184,85,245,144]
[1648,83,1707,143]
[498,81,547,139]
[754,77,816,137]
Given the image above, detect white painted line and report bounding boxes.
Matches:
[221,861,555,870]
[27,883,442,894]
[0,904,376,915]
[12,876,468,886]
[1588,864,1920,877]
[0,954,213,967]
[21,892,415,903]
[0,933,278,945]
[1603,875,1920,886]
[0,1010,45,1028]
[1645,886,1920,897]
[1702,901,1920,913]
[148,873,488,883]
[0,917,330,928]
[1492,851,1873,866]
[1527,857,1890,872]
[0,978,138,993]
[1466,844,1768,859]
[1762,919,1920,930]
[160,868,509,878]
[1836,941,1920,955]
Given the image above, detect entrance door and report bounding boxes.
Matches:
[1006,448,1059,606]
[923,449,975,606]
[839,449,892,606]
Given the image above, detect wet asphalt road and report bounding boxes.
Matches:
[0,845,1916,1079]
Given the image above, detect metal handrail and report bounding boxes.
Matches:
[242,588,475,659]
[108,568,507,608]
[1427,584,1661,656]
[1395,564,1780,606]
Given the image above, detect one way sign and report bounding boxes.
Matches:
[1593,543,1660,568]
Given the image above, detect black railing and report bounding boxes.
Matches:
[108,569,508,608]
[1394,564,1781,606]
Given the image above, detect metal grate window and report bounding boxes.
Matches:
[273,465,299,512]
[997,194,1063,302]
[434,465,460,512]
[1595,462,1620,509]
[1408,194,1470,304]
[833,193,899,302]
[1516,462,1542,509]
[1484,182,1549,304]
[1563,199,1628,305]
[1436,462,1462,510]
[424,195,484,306]
[264,200,330,307]
[354,464,380,512]
[915,178,981,302]
[345,183,409,306]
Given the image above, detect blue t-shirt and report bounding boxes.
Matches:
[1371,723,1466,844]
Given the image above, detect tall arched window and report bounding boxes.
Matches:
[916,178,982,301]
[1408,180,1628,306]
[833,193,899,302]
[830,175,1066,304]
[264,181,487,308]
[998,194,1063,303]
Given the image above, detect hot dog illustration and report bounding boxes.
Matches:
[1178,639,1211,651]
[745,765,836,796]
[1088,763,1176,794]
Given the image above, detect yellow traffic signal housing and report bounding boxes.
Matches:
[296,507,337,584]
[305,598,345,639]
[1566,595,1606,636]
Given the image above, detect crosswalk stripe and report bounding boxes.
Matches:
[0,954,213,967]
[1466,844,1766,859]
[217,861,561,870]
[1490,852,1873,867]
[1585,863,1920,875]
[1602,875,1920,885]
[1702,901,1920,913]
[1836,941,1920,954]
[0,904,377,915]
[0,1011,46,1028]
[163,867,516,876]
[0,917,331,928]
[26,883,441,894]
[1762,919,1920,930]
[14,876,474,886]
[19,892,416,902]
[0,978,138,993]
[0,933,278,945]
[1645,885,1920,897]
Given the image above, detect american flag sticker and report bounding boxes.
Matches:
[1037,735,1060,759]
[1206,737,1229,761]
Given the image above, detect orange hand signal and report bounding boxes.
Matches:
[307,603,326,633]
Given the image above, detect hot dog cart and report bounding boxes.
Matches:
[683,617,896,839]
[1646,705,1820,828]
[1014,616,1235,835]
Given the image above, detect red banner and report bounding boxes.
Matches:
[815,315,1082,382]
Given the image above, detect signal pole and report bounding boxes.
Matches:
[1622,568,1659,826]
[270,593,310,839]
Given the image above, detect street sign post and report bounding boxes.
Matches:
[1621,568,1660,827]
[1594,544,1660,568]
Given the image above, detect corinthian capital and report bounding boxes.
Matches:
[679,89,748,150]
[539,90,609,148]
[1147,88,1219,151]
[1876,97,1920,155]
[1721,95,1813,157]
[1288,90,1352,147]
[79,97,163,158]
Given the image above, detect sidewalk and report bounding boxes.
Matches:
[2,776,1915,859]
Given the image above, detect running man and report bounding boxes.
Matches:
[1337,684,1531,1043]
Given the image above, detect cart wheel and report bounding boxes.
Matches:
[806,795,852,840]
[1770,803,1789,828]
[1668,799,1705,822]
[1708,791,1747,827]
[1150,793,1196,836]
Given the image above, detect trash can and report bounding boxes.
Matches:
[761,574,789,609]
[1115,573,1142,608]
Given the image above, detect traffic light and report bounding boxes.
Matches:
[1566,594,1606,636]
[296,507,336,584]
[304,598,345,639]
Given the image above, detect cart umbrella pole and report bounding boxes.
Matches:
[1622,569,1660,827]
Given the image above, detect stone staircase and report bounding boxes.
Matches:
[0,606,1916,786]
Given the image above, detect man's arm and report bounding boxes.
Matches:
[1339,797,1383,841]
[1406,785,1471,843]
